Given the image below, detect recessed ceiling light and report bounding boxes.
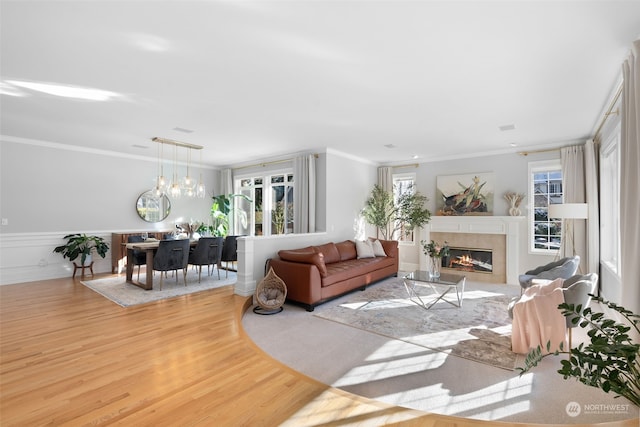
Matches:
[510,143,517,147]
[412,155,419,159]
[499,124,516,131]
[173,127,194,133]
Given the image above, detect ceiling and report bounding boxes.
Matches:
[2,1,639,168]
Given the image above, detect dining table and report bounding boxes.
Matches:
[125,238,198,290]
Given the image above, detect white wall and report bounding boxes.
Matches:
[0,138,219,284]
[325,149,377,238]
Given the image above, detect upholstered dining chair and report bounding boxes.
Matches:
[220,235,239,278]
[518,255,580,294]
[188,237,224,282]
[153,239,190,290]
[127,235,147,280]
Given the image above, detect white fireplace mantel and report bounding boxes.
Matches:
[420,216,525,285]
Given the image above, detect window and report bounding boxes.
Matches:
[235,171,294,236]
[529,160,563,253]
[600,130,621,274]
[393,173,416,243]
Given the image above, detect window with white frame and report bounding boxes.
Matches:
[600,130,621,274]
[529,160,563,253]
[393,172,416,243]
[235,171,294,236]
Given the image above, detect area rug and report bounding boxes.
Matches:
[313,278,521,370]
[81,269,237,307]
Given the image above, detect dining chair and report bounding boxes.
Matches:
[153,239,190,290]
[127,235,147,280]
[220,235,239,278]
[188,237,224,282]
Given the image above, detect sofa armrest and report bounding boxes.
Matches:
[278,249,327,276]
[379,239,399,259]
[268,258,323,306]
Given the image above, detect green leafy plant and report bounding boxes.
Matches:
[53,233,109,265]
[211,193,252,237]
[272,201,285,235]
[362,184,431,240]
[519,295,640,406]
[421,240,450,258]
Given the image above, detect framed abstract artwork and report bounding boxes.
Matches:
[436,172,494,215]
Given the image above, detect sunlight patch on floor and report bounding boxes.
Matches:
[383,375,534,420]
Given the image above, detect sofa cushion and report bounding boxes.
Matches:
[335,240,357,261]
[370,239,387,257]
[313,242,341,264]
[322,257,395,287]
[278,249,328,277]
[355,239,375,259]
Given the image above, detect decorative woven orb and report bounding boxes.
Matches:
[254,267,287,314]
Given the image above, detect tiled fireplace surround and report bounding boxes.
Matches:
[419,216,524,285]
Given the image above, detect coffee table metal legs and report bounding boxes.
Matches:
[403,278,465,310]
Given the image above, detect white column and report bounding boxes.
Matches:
[234,237,256,297]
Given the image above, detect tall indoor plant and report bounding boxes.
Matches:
[210,193,252,237]
[53,233,109,266]
[362,184,431,239]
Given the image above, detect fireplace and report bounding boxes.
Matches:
[423,216,523,284]
[444,247,493,274]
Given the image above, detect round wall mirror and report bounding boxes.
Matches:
[136,191,171,223]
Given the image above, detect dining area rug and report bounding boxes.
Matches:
[313,278,522,370]
[81,268,237,307]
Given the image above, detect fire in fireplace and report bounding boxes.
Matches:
[444,247,493,273]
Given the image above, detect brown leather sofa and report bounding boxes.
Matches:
[268,239,398,311]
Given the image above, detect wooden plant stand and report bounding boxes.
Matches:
[73,261,94,278]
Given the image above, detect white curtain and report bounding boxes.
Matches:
[620,40,640,314]
[560,145,586,266]
[584,140,600,278]
[378,166,393,192]
[293,154,316,234]
[220,168,233,196]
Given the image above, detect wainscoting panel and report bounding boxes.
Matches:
[0,232,112,285]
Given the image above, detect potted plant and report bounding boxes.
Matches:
[53,233,109,266]
[210,193,252,237]
[421,240,450,278]
[519,295,639,406]
[361,184,431,239]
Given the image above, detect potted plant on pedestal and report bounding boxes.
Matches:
[53,233,109,267]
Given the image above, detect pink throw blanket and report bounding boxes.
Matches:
[511,278,567,354]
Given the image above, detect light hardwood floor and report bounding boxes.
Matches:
[0,276,634,427]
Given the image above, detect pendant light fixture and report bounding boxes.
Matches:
[181,147,195,192]
[169,143,181,199]
[152,142,167,197]
[152,137,204,199]
[196,148,206,198]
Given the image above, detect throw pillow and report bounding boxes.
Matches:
[370,239,387,257]
[355,239,375,259]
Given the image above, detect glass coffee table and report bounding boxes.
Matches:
[403,270,466,310]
